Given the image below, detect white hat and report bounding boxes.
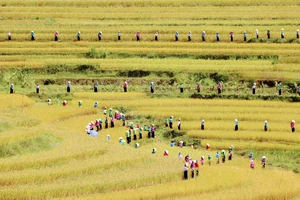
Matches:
[119,137,122,139]
[88,123,91,125]
[254,83,256,85]
[11,83,14,85]
[207,143,210,146]
[136,143,139,147]
[222,150,225,152]
[244,31,246,33]
[78,31,80,33]
[165,150,168,154]
[153,148,156,151]
[152,124,154,126]
[292,120,295,123]
[235,119,238,121]
[32,31,34,32]
[265,120,267,122]
[91,121,94,124]
[125,81,127,83]
[203,31,205,33]
[110,108,112,110]
[201,156,204,159]
[256,29,258,31]
[179,141,183,144]
[282,28,284,30]
[178,118,180,120]
[262,156,266,158]
[68,81,70,83]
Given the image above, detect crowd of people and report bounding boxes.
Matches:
[5,29,300,41]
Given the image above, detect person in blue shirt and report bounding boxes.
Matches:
[94,102,98,108]
[150,82,154,93]
[77,31,81,41]
[201,31,206,41]
[201,119,205,130]
[264,120,268,131]
[243,31,247,42]
[31,31,35,40]
[216,32,220,41]
[118,31,121,40]
[67,81,71,93]
[10,83,14,94]
[234,119,238,131]
[216,151,220,164]
[169,116,173,129]
[175,32,179,41]
[281,28,284,39]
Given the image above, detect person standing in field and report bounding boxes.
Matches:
[103,106,107,115]
[188,31,192,41]
[99,118,103,130]
[228,146,233,160]
[109,108,113,117]
[297,29,299,39]
[98,31,102,41]
[8,32,11,40]
[123,81,128,92]
[221,150,226,163]
[201,31,206,41]
[208,154,212,165]
[54,31,59,41]
[229,32,234,42]
[197,82,201,93]
[125,131,130,144]
[216,32,220,41]
[183,163,189,180]
[180,83,184,93]
[177,118,181,130]
[169,116,173,129]
[31,31,35,40]
[206,143,210,151]
[217,82,222,94]
[264,120,268,131]
[250,159,255,169]
[136,31,140,41]
[281,28,285,39]
[291,120,295,132]
[216,151,220,164]
[154,32,158,41]
[121,113,126,126]
[148,125,151,138]
[105,117,108,129]
[118,31,121,40]
[234,119,239,131]
[36,83,40,94]
[278,82,282,95]
[67,81,71,93]
[200,156,205,165]
[255,29,259,39]
[195,160,199,176]
[261,156,266,168]
[10,83,14,94]
[94,102,98,108]
[252,82,256,94]
[77,31,81,41]
[133,128,137,140]
[267,29,271,39]
[150,82,154,93]
[175,32,179,41]
[78,100,82,108]
[201,119,205,130]
[139,127,143,139]
[243,31,247,42]
[165,117,169,127]
[190,160,195,178]
[95,119,100,131]
[151,124,155,138]
[94,81,99,92]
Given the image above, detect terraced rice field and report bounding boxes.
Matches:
[1,0,300,199]
[0,92,300,199]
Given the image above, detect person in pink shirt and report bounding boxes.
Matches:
[136,31,140,41]
[54,31,59,41]
[217,82,222,94]
[291,120,295,132]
